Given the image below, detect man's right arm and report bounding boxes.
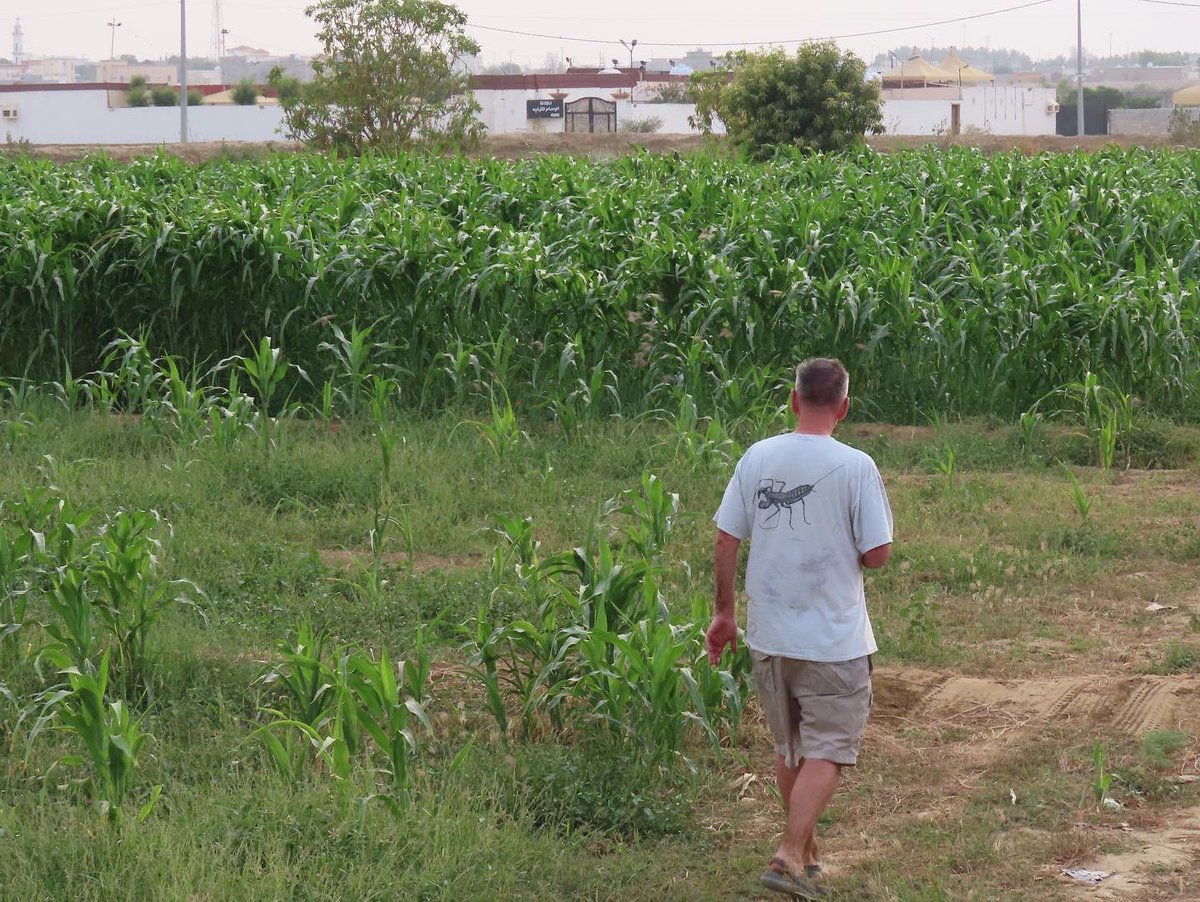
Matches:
[706,528,742,665]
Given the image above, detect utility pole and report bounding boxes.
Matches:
[179,0,189,142]
[1076,0,1085,137]
[107,19,122,60]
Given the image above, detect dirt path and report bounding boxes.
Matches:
[874,667,1200,738]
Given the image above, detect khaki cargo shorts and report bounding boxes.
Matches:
[750,651,872,768]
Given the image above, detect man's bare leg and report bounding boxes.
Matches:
[774,756,840,874]
[775,755,820,868]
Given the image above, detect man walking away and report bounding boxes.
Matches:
[706,358,892,899]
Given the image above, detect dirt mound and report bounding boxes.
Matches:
[874,667,1200,737]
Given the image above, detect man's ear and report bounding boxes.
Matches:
[838,396,850,421]
[790,388,800,415]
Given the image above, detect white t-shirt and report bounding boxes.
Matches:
[713,432,893,662]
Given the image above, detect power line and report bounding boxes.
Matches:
[18,3,165,21]
[1138,0,1200,7]
[466,0,1058,49]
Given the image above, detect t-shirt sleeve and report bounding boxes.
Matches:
[852,459,893,554]
[713,455,752,540]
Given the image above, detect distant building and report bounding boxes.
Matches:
[219,51,314,86]
[643,50,717,75]
[1088,65,1199,90]
[0,56,81,85]
[96,60,221,86]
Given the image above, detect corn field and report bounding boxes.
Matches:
[3,148,1199,421]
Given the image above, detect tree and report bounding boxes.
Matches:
[232,79,259,105]
[278,0,483,152]
[691,43,883,158]
[126,75,151,108]
[267,66,303,104]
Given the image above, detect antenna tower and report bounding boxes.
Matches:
[211,0,224,61]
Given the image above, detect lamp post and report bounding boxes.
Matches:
[179,0,189,143]
[1076,0,1085,136]
[107,19,122,60]
[619,38,637,71]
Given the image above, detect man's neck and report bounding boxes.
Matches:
[793,419,837,437]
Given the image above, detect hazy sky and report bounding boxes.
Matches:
[8,0,1198,67]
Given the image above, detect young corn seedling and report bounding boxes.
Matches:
[343,646,432,802]
[318,319,391,420]
[90,509,199,700]
[235,337,305,454]
[459,385,528,459]
[1092,741,1115,811]
[49,651,155,819]
[97,333,163,416]
[1062,465,1093,521]
[252,622,337,781]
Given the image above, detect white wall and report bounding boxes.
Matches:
[475,89,720,135]
[881,86,1058,136]
[476,86,1055,137]
[4,83,1058,145]
[1,89,285,144]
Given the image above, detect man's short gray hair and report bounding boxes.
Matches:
[794,358,849,408]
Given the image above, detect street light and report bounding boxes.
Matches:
[107,19,122,60]
[1076,0,1085,136]
[179,0,188,143]
[619,38,637,71]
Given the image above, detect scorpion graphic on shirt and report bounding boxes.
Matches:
[756,465,845,529]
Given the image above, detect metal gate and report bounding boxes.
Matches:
[565,97,617,134]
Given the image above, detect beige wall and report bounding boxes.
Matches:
[97,61,221,86]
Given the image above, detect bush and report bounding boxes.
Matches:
[151,86,179,107]
[510,742,697,838]
[1169,108,1200,145]
[232,79,258,106]
[126,75,151,108]
[620,115,663,134]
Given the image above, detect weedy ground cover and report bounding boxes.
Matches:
[0,403,1197,899]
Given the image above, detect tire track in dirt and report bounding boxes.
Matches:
[873,667,1200,737]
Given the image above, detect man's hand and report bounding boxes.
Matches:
[706,614,738,666]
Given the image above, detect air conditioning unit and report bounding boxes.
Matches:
[0,106,18,120]
[1046,100,1061,115]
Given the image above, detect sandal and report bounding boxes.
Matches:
[759,858,827,899]
[805,864,822,880]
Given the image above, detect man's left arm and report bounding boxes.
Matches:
[853,460,894,569]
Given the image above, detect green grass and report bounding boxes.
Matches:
[2,411,1199,899]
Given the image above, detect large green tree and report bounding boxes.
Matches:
[279,0,483,152]
[692,43,883,158]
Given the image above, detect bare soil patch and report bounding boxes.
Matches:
[1068,806,1200,898]
[873,667,1200,738]
[848,423,938,444]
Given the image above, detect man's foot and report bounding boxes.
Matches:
[759,858,827,899]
